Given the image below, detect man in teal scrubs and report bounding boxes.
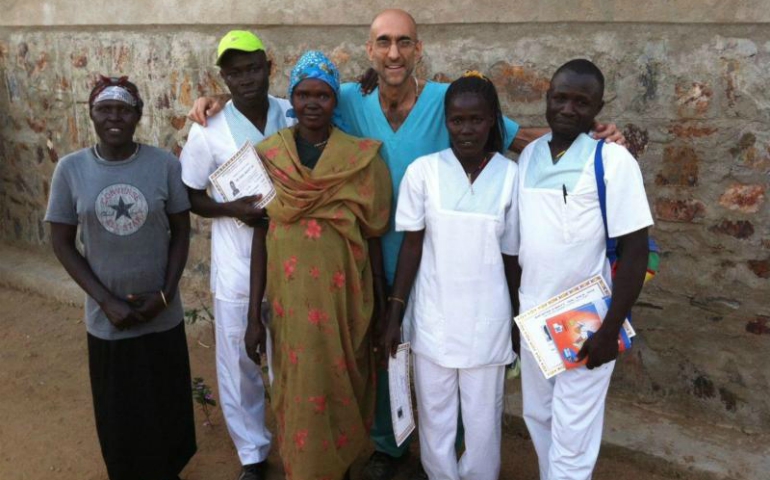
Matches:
[189,9,622,480]
[335,12,522,288]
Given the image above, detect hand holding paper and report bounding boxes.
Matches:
[576,325,622,369]
[209,142,275,228]
[545,296,631,371]
[225,194,266,227]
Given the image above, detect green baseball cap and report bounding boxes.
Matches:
[216,30,265,66]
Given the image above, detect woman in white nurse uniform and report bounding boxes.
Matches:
[381,73,520,480]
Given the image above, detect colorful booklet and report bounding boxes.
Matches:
[515,275,636,379]
[545,296,632,370]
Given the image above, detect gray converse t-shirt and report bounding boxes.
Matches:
[45,145,191,340]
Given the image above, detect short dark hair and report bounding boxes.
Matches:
[444,74,507,153]
[552,59,605,97]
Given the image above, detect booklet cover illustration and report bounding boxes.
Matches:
[545,297,632,369]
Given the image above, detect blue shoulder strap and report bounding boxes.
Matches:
[594,140,608,235]
[593,140,618,264]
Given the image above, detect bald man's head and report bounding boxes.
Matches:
[366,8,423,88]
[370,9,418,41]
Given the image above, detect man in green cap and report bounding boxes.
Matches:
[180,30,295,480]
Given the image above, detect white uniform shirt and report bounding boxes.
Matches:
[517,133,654,317]
[180,97,294,302]
[396,149,519,368]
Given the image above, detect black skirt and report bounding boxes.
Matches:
[88,321,197,480]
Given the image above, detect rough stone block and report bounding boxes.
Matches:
[656,145,700,187]
[719,184,766,213]
[669,122,717,140]
[675,81,713,118]
[622,123,649,158]
[654,198,706,223]
[709,219,755,239]
[730,132,770,172]
[488,61,550,104]
[746,316,770,335]
[747,259,770,279]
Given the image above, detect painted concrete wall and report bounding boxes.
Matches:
[1,4,768,437]
[3,0,769,26]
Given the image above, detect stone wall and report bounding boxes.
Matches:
[1,4,768,434]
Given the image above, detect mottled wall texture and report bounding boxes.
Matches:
[1,2,768,435]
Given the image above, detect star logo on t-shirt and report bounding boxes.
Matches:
[109,196,134,221]
[95,184,148,236]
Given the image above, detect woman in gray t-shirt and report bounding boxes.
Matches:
[45,76,196,480]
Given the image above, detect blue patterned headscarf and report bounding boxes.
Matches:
[288,50,341,100]
[287,50,347,129]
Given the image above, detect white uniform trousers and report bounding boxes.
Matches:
[413,353,504,480]
[521,345,614,480]
[214,298,271,465]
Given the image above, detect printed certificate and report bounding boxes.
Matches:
[388,342,416,447]
[514,275,635,379]
[209,141,275,227]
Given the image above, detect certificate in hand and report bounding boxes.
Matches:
[388,342,416,447]
[514,275,635,379]
[209,141,275,227]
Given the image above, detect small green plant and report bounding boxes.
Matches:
[184,306,214,326]
[185,295,216,348]
[192,377,217,427]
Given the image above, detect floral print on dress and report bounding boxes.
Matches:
[333,355,348,372]
[308,395,327,414]
[307,308,329,327]
[293,429,309,451]
[283,256,298,280]
[335,431,349,450]
[331,271,346,290]
[309,266,321,279]
[305,219,322,239]
[273,299,285,317]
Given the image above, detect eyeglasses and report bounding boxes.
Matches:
[372,38,417,52]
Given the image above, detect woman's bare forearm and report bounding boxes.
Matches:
[163,211,191,301]
[50,222,115,304]
[248,224,269,323]
[388,230,425,322]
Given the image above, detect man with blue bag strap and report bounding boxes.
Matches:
[516,59,654,480]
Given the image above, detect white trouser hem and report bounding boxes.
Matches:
[413,353,504,480]
[214,298,272,465]
[521,345,614,480]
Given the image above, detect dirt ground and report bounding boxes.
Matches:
[0,286,700,480]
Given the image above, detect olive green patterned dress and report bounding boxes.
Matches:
[258,127,392,480]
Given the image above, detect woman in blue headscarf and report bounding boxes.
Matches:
[246,51,392,480]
